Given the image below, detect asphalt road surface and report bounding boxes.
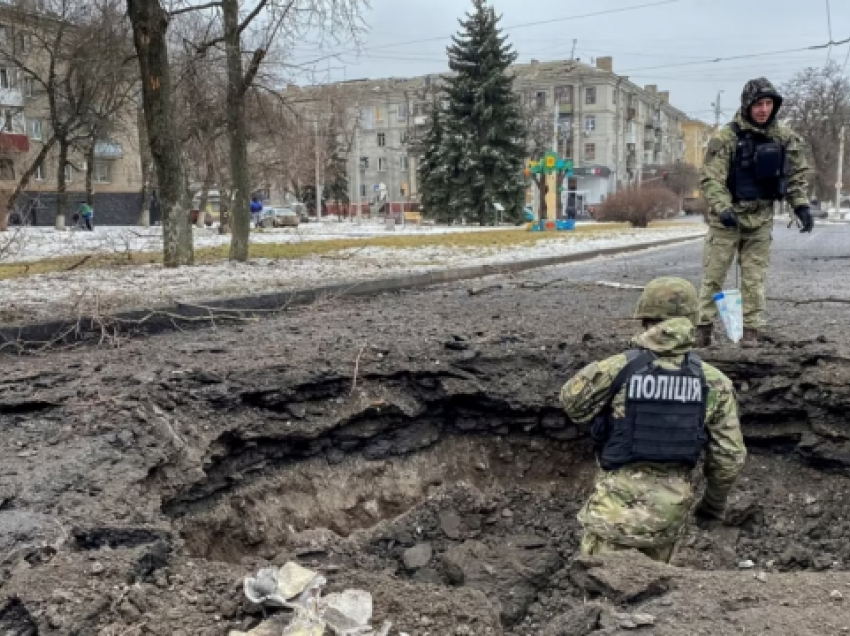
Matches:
[530,220,849,345]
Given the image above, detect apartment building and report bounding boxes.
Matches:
[682,119,714,170]
[0,1,143,226]
[297,55,689,214]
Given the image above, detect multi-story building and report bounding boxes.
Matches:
[296,55,689,215]
[682,119,714,170]
[0,1,143,226]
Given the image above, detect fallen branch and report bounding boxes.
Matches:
[769,296,850,306]
[467,284,503,296]
[65,254,92,271]
[351,344,367,394]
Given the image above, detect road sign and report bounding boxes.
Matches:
[373,184,380,192]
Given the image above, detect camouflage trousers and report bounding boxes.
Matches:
[698,223,773,329]
[580,532,675,563]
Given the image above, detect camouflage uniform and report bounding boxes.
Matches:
[560,278,746,562]
[699,78,810,330]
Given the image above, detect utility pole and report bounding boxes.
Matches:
[712,91,724,129]
[570,38,577,60]
[354,124,361,223]
[836,124,845,217]
[314,118,321,221]
[552,89,559,152]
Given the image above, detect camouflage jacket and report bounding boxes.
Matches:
[701,112,810,230]
[560,318,746,547]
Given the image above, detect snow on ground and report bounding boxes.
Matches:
[0,221,521,263]
[0,224,706,325]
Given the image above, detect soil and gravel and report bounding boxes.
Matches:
[1,223,850,635]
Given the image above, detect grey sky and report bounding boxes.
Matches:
[289,0,850,123]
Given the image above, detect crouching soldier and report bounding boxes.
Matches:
[560,277,747,562]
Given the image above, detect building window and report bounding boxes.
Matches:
[536,91,547,109]
[377,132,386,147]
[359,156,369,169]
[400,155,409,171]
[34,163,44,181]
[0,158,13,180]
[377,157,387,172]
[396,103,408,121]
[400,130,409,145]
[0,68,11,90]
[16,32,30,54]
[359,184,366,197]
[585,115,596,132]
[93,160,111,183]
[64,163,72,182]
[29,118,41,140]
[584,143,596,161]
[586,87,597,105]
[23,77,34,97]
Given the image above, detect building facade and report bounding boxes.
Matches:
[0,2,144,226]
[682,119,714,169]
[295,55,690,215]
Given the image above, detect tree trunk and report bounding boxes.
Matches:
[55,139,69,230]
[139,162,152,227]
[127,0,193,267]
[223,0,251,262]
[197,150,214,228]
[85,140,95,207]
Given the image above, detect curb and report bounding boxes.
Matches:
[0,234,703,353]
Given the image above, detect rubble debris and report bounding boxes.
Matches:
[243,563,387,636]
[402,543,432,571]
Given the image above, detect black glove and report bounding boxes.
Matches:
[719,209,738,228]
[794,206,814,233]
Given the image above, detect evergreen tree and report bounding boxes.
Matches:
[418,102,453,223]
[441,0,526,225]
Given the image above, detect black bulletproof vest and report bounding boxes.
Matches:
[726,122,789,203]
[591,349,708,472]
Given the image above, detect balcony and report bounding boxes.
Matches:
[94,141,123,159]
[0,88,22,108]
[0,131,28,153]
[626,107,636,120]
[558,103,573,115]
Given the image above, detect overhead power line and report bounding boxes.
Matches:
[292,0,684,67]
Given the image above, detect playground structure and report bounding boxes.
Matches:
[524,151,575,231]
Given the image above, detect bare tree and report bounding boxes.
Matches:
[167,0,366,260]
[127,0,194,266]
[781,63,850,199]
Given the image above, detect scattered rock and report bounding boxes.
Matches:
[831,590,844,601]
[439,509,462,540]
[571,553,671,604]
[738,560,755,569]
[755,572,768,583]
[402,543,432,571]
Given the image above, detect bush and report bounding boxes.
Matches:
[595,185,680,228]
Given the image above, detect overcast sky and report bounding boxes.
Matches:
[288,0,850,123]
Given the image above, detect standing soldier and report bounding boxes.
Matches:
[561,277,746,562]
[698,78,812,347]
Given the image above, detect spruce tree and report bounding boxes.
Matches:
[441,0,526,225]
[418,102,453,223]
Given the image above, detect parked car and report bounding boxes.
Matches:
[259,206,300,228]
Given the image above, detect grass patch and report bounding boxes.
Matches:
[0,221,695,281]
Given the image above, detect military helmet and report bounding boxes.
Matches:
[634,277,698,324]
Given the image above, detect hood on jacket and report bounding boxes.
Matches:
[740,77,783,129]
[632,317,695,357]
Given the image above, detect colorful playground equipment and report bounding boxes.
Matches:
[523,151,575,232]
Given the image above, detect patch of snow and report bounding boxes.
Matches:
[0,225,705,325]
